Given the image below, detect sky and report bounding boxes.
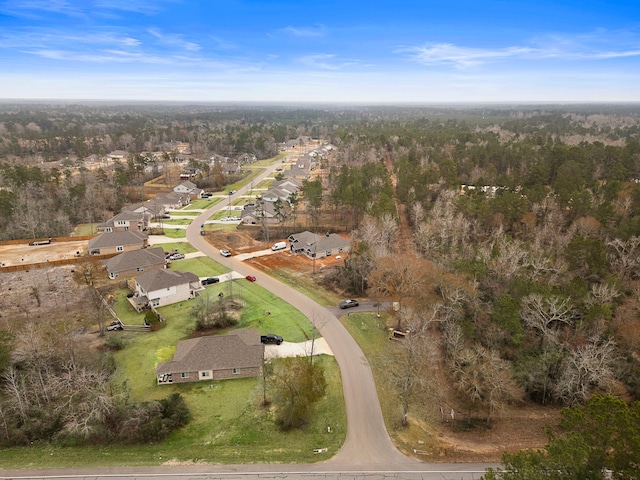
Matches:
[1,0,640,103]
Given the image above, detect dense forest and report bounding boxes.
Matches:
[1,103,639,452]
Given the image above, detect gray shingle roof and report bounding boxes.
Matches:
[135,269,199,292]
[102,247,166,274]
[155,328,264,375]
[88,230,148,249]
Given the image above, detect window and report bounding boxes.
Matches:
[151,299,160,307]
[105,227,112,233]
[116,245,124,252]
[201,371,210,378]
[232,368,241,375]
[181,372,189,379]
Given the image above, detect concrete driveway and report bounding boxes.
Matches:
[264,338,333,360]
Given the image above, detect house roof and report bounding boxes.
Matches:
[155,328,264,375]
[289,231,351,251]
[102,246,166,274]
[135,269,199,293]
[156,191,190,206]
[273,178,302,190]
[241,202,276,220]
[176,180,197,190]
[88,230,148,249]
[123,200,165,217]
[97,211,148,228]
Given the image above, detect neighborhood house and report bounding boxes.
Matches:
[102,246,167,279]
[155,328,264,384]
[129,269,200,311]
[288,231,351,259]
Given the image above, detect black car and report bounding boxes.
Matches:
[201,277,220,286]
[339,299,359,309]
[260,334,283,345]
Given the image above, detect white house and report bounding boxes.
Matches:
[131,269,200,311]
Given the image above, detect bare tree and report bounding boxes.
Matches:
[553,339,617,405]
[521,294,576,347]
[607,236,640,281]
[452,345,524,424]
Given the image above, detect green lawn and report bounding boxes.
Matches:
[0,356,345,468]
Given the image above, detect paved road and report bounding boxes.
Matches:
[0,153,496,480]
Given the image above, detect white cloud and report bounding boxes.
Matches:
[280,25,326,38]
[147,28,201,52]
[401,29,640,68]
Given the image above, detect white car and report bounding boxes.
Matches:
[220,249,231,257]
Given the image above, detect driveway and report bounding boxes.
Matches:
[264,338,333,360]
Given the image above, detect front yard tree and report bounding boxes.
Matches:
[270,357,327,430]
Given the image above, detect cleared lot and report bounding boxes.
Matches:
[0,240,89,267]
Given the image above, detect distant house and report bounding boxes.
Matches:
[288,231,351,259]
[88,230,148,256]
[102,246,167,280]
[155,191,191,209]
[108,150,128,161]
[130,269,200,311]
[155,328,264,384]
[123,200,166,219]
[96,211,149,233]
[173,181,203,199]
[221,161,242,175]
[241,202,280,225]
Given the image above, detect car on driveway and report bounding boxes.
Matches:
[339,299,359,309]
[169,252,185,260]
[220,248,231,257]
[201,277,219,286]
[260,334,283,345]
[245,275,256,282]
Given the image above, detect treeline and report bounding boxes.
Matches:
[0,324,188,447]
[326,110,640,421]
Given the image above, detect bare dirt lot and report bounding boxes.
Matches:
[0,240,88,267]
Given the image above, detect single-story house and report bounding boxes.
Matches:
[96,211,149,233]
[241,202,280,225]
[221,161,242,175]
[155,328,264,384]
[88,230,148,256]
[102,246,167,279]
[288,231,351,259]
[155,191,191,209]
[131,269,200,310]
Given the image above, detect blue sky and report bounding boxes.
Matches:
[1,0,640,103]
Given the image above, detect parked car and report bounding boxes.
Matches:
[107,321,123,331]
[220,248,231,257]
[201,277,219,286]
[228,189,237,194]
[245,275,257,282]
[271,241,287,251]
[339,299,359,309]
[261,334,283,345]
[169,253,185,260]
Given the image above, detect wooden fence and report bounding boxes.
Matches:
[0,252,117,272]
